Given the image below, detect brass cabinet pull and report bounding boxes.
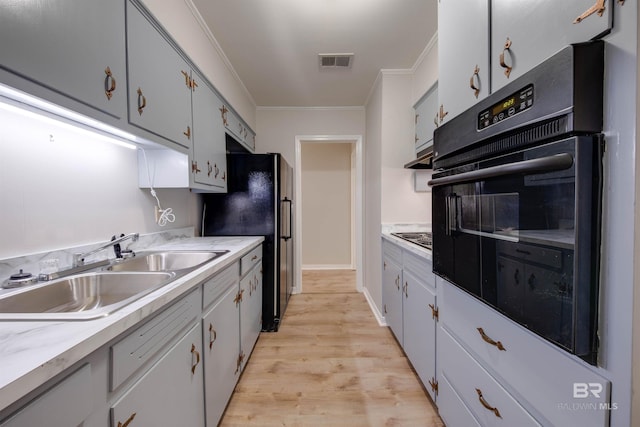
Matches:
[191,160,201,174]
[190,344,200,374]
[214,163,220,178]
[404,281,408,298]
[117,412,136,427]
[477,327,506,351]
[395,275,400,290]
[476,388,502,418]
[191,78,198,91]
[104,67,116,100]
[574,0,606,23]
[136,87,146,115]
[499,38,513,78]
[209,323,217,349]
[181,70,190,87]
[470,65,481,98]
[434,113,439,128]
[438,104,448,124]
[428,303,439,320]
[183,126,191,139]
[219,105,229,126]
[222,171,226,181]
[428,378,439,395]
[207,161,213,177]
[252,255,258,261]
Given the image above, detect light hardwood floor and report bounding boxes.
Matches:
[219,270,445,427]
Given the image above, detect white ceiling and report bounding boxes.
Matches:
[190,0,438,107]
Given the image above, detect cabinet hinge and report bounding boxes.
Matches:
[429,303,439,321]
[429,378,439,396]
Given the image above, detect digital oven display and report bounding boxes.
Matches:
[478,84,534,130]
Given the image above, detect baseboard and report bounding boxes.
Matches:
[363,286,387,327]
[302,264,354,270]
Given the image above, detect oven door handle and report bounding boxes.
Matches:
[428,153,573,187]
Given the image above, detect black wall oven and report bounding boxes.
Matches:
[430,41,604,365]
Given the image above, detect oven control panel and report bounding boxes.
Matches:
[478,84,534,130]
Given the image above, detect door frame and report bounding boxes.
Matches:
[294,135,363,294]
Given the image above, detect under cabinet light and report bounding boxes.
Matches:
[0,83,138,150]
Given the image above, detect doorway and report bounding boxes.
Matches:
[294,135,363,294]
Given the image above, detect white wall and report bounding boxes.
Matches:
[301,143,352,268]
[0,106,200,259]
[412,34,439,105]
[364,76,383,312]
[255,107,365,165]
[380,71,431,225]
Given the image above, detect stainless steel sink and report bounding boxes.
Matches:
[0,271,175,320]
[108,250,229,272]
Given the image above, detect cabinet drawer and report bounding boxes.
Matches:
[202,262,238,309]
[402,250,435,289]
[240,245,262,277]
[440,328,540,427]
[382,238,402,265]
[438,278,610,427]
[437,374,482,427]
[111,288,201,390]
[0,364,92,427]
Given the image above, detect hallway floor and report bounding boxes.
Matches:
[219,270,444,426]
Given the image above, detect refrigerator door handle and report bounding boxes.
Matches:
[282,198,292,240]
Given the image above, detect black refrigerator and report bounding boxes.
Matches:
[202,153,293,332]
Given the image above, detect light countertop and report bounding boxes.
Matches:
[382,231,433,260]
[0,236,263,412]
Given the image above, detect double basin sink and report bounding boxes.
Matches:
[0,250,229,321]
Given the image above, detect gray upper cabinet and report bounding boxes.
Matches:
[0,0,127,120]
[126,0,193,150]
[437,0,490,125]
[414,82,439,154]
[191,71,227,191]
[491,0,613,91]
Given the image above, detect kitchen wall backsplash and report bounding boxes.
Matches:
[0,227,194,288]
[0,99,200,260]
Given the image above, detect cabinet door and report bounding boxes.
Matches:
[0,0,126,119]
[110,325,205,427]
[126,0,192,149]
[191,72,227,191]
[414,83,439,154]
[240,262,263,368]
[402,270,437,401]
[438,0,490,125]
[202,283,241,427]
[382,256,403,344]
[491,0,613,91]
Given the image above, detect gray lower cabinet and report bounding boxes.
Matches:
[0,0,126,120]
[126,0,193,150]
[402,256,437,401]
[202,275,241,427]
[382,241,403,343]
[239,247,263,371]
[0,364,93,427]
[110,324,205,427]
[382,238,437,400]
[190,71,227,191]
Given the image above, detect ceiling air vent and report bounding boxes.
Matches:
[319,53,354,69]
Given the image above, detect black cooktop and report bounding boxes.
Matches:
[391,232,432,250]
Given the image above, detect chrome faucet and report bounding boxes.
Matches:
[73,233,139,267]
